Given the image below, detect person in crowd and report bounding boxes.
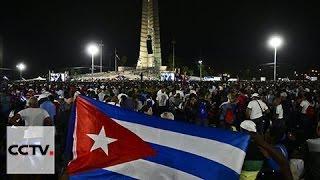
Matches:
[219,93,238,129]
[9,96,52,126]
[237,89,248,122]
[98,88,106,102]
[272,96,285,130]
[240,120,293,180]
[39,93,56,125]
[246,93,270,134]
[298,93,314,139]
[120,93,135,111]
[169,92,183,114]
[184,93,198,123]
[156,87,169,115]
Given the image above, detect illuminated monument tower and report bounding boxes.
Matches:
[137,0,162,69]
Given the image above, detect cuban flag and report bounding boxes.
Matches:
[66,96,250,179]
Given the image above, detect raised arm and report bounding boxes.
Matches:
[251,133,293,180]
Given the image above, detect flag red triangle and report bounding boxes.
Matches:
[68,97,156,174]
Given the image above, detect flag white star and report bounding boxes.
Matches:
[87,126,117,155]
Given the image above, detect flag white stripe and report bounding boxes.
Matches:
[71,110,79,162]
[104,159,202,180]
[113,119,245,174]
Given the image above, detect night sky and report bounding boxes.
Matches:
[1,0,319,77]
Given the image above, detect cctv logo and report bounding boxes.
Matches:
[8,144,54,156]
[7,126,55,174]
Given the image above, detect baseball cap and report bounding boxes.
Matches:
[251,93,260,98]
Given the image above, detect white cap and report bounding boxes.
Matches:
[305,88,310,92]
[38,92,51,100]
[160,112,174,120]
[251,93,260,98]
[190,90,197,95]
[280,92,288,97]
[240,120,257,132]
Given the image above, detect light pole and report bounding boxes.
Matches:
[99,41,104,73]
[171,40,176,72]
[114,48,119,72]
[198,60,203,80]
[268,35,283,81]
[87,43,99,76]
[16,63,26,79]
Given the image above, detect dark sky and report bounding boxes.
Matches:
[1,0,319,77]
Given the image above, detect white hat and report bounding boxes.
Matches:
[160,112,174,120]
[280,92,288,97]
[190,90,197,95]
[251,93,260,98]
[240,120,257,132]
[38,92,51,100]
[305,88,310,92]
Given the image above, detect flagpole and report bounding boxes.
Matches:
[114,48,117,72]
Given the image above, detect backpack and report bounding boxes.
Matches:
[225,106,234,124]
[306,106,315,120]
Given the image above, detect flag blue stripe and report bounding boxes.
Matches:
[81,96,250,151]
[70,168,136,180]
[146,143,239,180]
[65,102,77,158]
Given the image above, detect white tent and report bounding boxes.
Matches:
[34,76,46,81]
[28,76,46,81]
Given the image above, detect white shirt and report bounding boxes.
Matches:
[276,104,283,119]
[156,91,169,107]
[98,92,105,102]
[300,100,310,114]
[168,90,185,98]
[56,89,64,98]
[247,100,269,119]
[18,108,50,126]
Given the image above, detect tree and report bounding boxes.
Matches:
[118,56,128,66]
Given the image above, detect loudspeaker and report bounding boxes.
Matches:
[147,36,153,54]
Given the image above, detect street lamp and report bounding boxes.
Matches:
[198,60,203,80]
[268,35,283,81]
[87,43,99,76]
[16,63,26,79]
[171,40,176,72]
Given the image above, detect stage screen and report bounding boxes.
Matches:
[160,72,175,81]
[50,73,67,82]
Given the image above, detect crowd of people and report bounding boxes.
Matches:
[1,80,320,179]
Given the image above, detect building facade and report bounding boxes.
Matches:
[136,0,162,69]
